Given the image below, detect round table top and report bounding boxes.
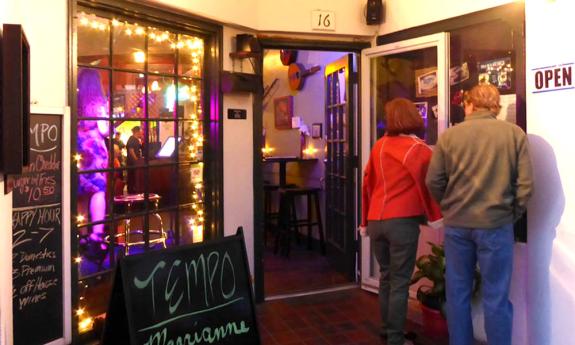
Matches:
[114,193,161,203]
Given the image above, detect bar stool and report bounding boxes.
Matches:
[108,193,167,255]
[263,184,280,247]
[276,187,325,256]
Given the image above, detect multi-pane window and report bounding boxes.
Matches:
[74,11,211,336]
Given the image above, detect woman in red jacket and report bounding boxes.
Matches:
[360,98,442,345]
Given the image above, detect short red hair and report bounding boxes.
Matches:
[384,98,424,136]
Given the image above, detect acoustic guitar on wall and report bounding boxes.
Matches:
[288,63,321,91]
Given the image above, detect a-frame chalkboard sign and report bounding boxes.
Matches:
[102,227,261,345]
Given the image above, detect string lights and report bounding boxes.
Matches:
[75,12,207,334]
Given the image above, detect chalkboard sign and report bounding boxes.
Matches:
[8,113,63,345]
[102,228,261,345]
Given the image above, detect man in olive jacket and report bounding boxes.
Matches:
[425,84,533,345]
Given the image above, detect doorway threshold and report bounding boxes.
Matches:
[264,283,358,302]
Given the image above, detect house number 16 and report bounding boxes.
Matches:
[311,11,336,31]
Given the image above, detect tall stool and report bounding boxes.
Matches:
[276,187,325,256]
[263,184,280,247]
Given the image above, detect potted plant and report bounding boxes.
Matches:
[410,242,481,339]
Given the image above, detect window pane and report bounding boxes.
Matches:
[178,34,204,77]
[148,211,173,250]
[178,163,204,205]
[371,47,438,144]
[148,121,176,159]
[148,165,178,209]
[78,14,110,67]
[77,120,111,171]
[112,72,145,119]
[178,121,203,162]
[179,206,204,245]
[76,172,113,225]
[148,30,176,74]
[149,76,176,119]
[177,78,203,120]
[78,68,110,118]
[77,220,114,276]
[112,22,146,71]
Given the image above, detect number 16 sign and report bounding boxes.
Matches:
[311,10,336,31]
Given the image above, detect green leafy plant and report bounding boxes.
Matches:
[410,242,481,312]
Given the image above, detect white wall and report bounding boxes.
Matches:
[0,1,69,345]
[150,0,374,37]
[0,1,14,342]
[526,2,575,344]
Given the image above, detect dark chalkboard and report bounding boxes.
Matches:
[102,228,261,345]
[9,113,63,345]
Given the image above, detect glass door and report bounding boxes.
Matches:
[360,33,449,292]
[324,54,357,280]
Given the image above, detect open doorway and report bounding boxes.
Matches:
[257,48,359,299]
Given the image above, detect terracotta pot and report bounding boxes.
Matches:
[420,303,449,339]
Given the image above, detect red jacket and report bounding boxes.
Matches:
[361,134,442,226]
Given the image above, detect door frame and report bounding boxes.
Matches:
[359,32,450,291]
[253,38,369,302]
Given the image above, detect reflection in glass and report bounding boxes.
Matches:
[148,76,176,119]
[78,14,110,66]
[148,30,176,74]
[371,47,438,144]
[112,22,145,70]
[112,72,145,119]
[178,34,204,77]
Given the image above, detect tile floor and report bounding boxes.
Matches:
[256,288,450,345]
[263,237,350,296]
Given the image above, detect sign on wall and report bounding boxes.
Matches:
[8,113,64,345]
[532,62,573,93]
[311,10,336,32]
[102,228,260,345]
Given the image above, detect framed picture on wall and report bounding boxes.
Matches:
[311,123,322,138]
[415,67,438,97]
[413,102,428,119]
[274,96,293,129]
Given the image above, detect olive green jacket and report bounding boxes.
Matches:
[425,110,533,229]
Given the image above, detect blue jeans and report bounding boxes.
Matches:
[444,224,514,345]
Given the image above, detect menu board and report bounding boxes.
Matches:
[8,113,63,345]
[102,229,260,345]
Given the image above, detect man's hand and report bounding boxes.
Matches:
[358,226,368,237]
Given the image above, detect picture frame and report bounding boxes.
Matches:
[478,57,513,91]
[415,67,438,97]
[274,96,293,129]
[311,123,322,138]
[413,102,428,119]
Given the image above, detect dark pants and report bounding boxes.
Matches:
[368,217,421,345]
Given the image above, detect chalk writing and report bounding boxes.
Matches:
[11,114,63,345]
[134,250,238,318]
[144,321,250,345]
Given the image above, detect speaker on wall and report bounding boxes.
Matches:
[1,24,30,175]
[366,0,384,25]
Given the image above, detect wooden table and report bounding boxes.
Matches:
[262,156,317,187]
